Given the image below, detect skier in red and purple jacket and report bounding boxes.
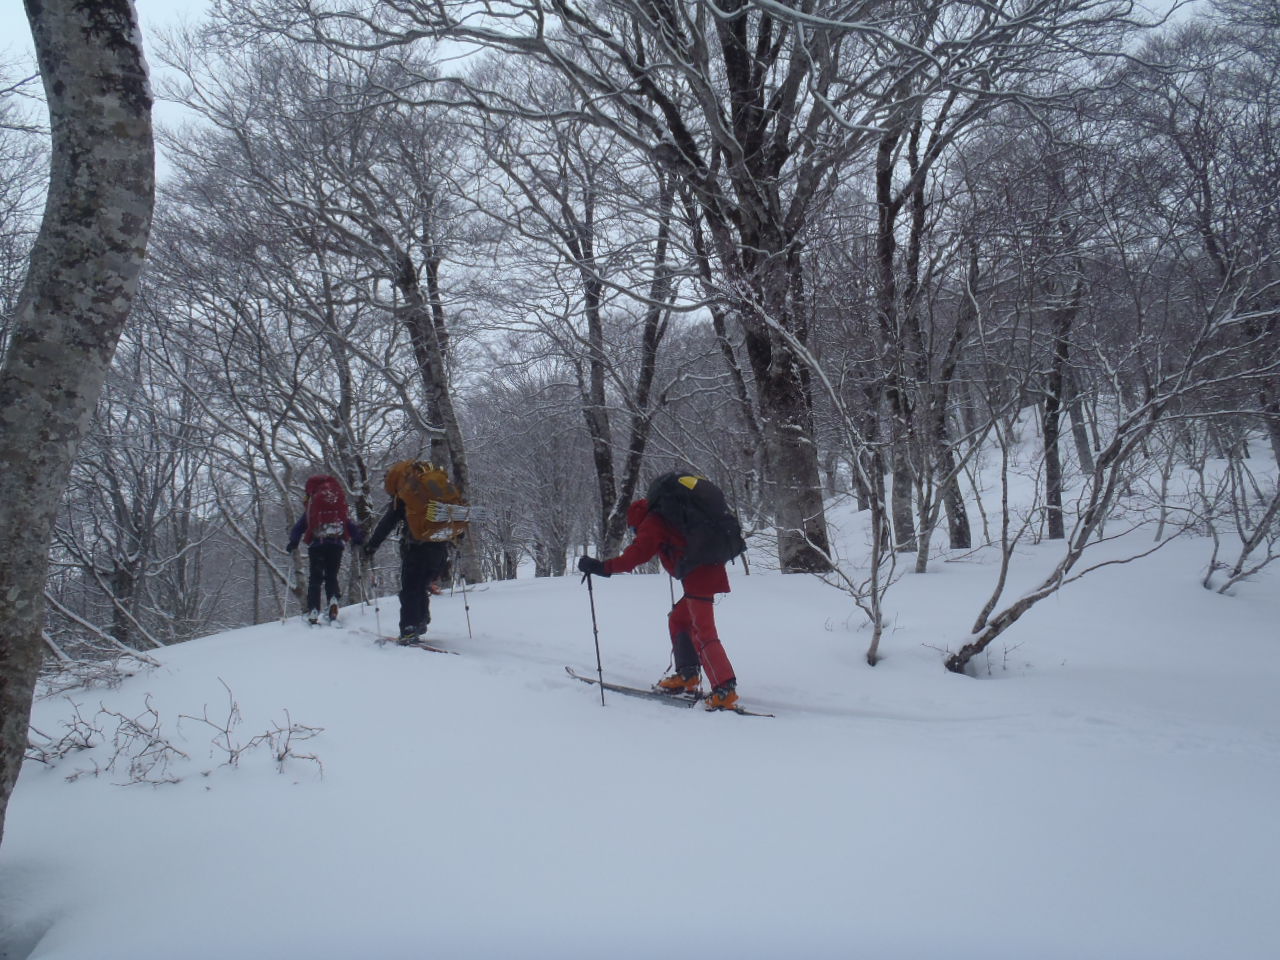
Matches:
[578,498,739,711]
[286,475,364,625]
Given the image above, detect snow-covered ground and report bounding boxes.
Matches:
[2,497,1278,959]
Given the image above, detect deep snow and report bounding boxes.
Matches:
[1,499,1278,960]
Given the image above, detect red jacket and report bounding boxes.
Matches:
[603,499,730,596]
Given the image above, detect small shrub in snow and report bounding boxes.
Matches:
[36,654,158,699]
[180,681,324,778]
[25,681,324,785]
[25,700,102,766]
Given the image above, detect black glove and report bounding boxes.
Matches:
[286,540,299,553]
[577,556,609,578]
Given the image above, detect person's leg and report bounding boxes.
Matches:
[418,543,450,630]
[306,546,324,614]
[653,600,703,693]
[686,597,735,691]
[322,544,342,616]
[666,601,700,676]
[398,544,430,636]
[427,542,451,596]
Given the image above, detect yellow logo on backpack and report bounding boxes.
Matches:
[384,460,467,542]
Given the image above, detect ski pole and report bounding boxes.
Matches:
[453,541,473,639]
[289,563,305,625]
[282,550,298,626]
[460,573,473,640]
[357,552,370,606]
[584,573,606,706]
[366,563,382,636]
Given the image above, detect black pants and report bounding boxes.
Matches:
[399,541,450,635]
[672,629,698,676]
[307,542,345,612]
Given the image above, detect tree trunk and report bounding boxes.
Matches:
[873,129,918,554]
[578,256,618,544]
[533,542,551,578]
[889,430,918,552]
[852,385,883,515]
[422,249,484,583]
[393,250,482,581]
[603,174,675,554]
[0,0,153,848]
[935,409,972,550]
[420,250,469,490]
[1043,387,1065,541]
[938,251,979,550]
[739,317,833,573]
[1260,389,1280,473]
[1044,284,1081,541]
[1064,369,1095,475]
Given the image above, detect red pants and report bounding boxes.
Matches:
[668,595,735,690]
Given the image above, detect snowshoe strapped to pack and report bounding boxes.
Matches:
[645,472,747,578]
[385,460,468,543]
[304,474,350,543]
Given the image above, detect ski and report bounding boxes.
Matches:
[565,666,699,707]
[372,634,458,655]
[564,666,774,716]
[711,702,775,718]
[402,642,456,655]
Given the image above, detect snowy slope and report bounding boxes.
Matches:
[2,519,1278,960]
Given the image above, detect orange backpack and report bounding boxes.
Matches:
[384,460,467,542]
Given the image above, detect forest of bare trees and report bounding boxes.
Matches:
[3,0,1277,681]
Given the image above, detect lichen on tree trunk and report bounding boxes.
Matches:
[0,0,154,848]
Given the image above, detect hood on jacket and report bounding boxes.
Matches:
[626,498,649,531]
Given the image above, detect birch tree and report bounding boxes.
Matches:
[0,0,154,847]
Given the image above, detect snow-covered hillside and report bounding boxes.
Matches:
[2,502,1278,959]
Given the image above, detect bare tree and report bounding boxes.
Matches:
[946,263,1280,672]
[1122,10,1280,465]
[461,59,684,552]
[0,0,153,847]
[0,62,46,338]
[165,25,498,578]
[464,370,596,576]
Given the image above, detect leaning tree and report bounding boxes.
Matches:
[0,0,154,847]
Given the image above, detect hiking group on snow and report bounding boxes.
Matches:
[287,461,749,711]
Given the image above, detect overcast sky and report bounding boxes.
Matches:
[2,0,1202,70]
[1,0,1203,142]
[1,1,210,75]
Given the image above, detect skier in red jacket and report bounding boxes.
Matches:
[286,474,364,624]
[578,499,739,711]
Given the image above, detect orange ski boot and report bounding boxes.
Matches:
[704,683,740,712]
[654,672,702,695]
